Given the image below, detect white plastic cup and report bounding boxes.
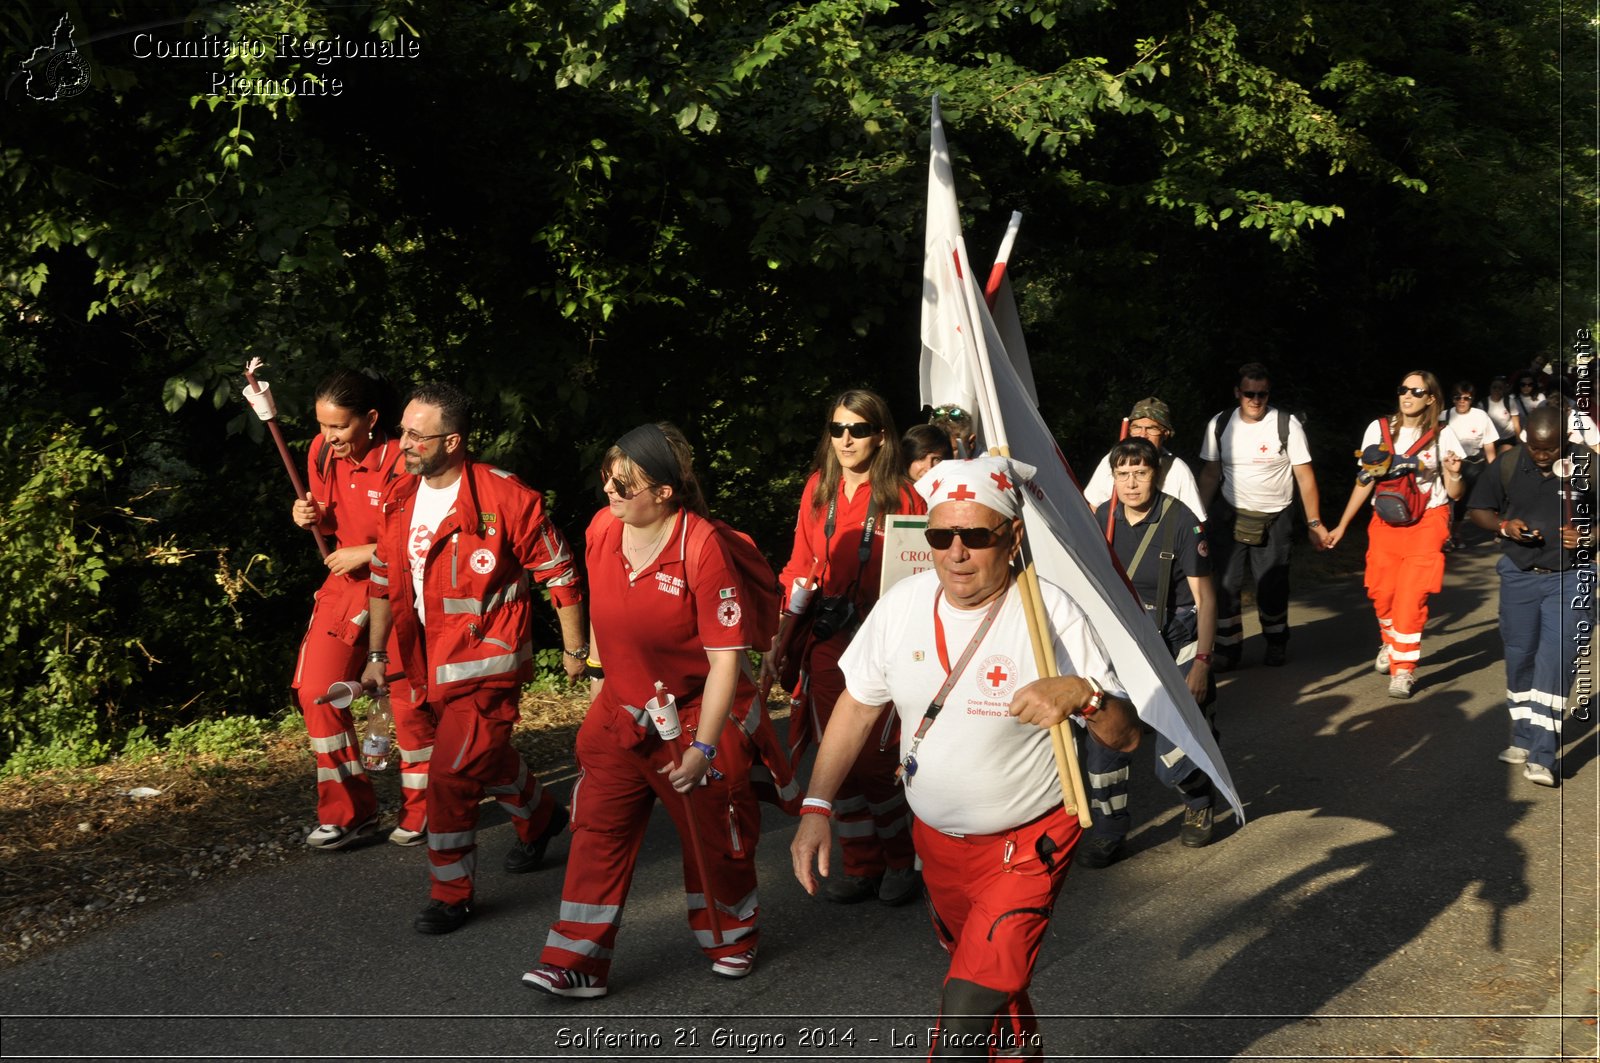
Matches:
[242,380,277,420]
[787,577,815,616]
[323,680,364,709]
[645,692,682,740]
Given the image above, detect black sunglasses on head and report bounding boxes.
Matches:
[924,523,1011,550]
[829,421,879,439]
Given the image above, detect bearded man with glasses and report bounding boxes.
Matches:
[361,382,588,934]
[792,456,1140,1060]
[1197,362,1328,670]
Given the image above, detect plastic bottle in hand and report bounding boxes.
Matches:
[362,696,394,771]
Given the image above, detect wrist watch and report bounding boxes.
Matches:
[1307,520,1323,529]
[690,740,717,760]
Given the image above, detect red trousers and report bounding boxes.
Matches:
[799,637,914,878]
[292,575,431,830]
[915,807,1080,1062]
[1364,506,1449,675]
[539,703,761,977]
[425,685,558,903]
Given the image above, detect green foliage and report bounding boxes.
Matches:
[163,714,274,760]
[0,0,1587,767]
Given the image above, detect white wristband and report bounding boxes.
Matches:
[801,797,834,812]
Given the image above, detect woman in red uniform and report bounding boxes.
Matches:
[762,388,925,905]
[289,369,430,849]
[1325,370,1466,700]
[525,423,767,999]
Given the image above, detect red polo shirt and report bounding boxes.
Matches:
[305,434,404,563]
[587,507,751,714]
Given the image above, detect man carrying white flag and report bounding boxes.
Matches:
[918,95,1243,828]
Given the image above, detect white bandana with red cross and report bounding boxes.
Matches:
[914,455,1037,518]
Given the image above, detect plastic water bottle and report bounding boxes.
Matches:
[362,696,393,771]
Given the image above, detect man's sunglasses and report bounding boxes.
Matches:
[1453,394,1474,401]
[829,421,880,439]
[924,523,1011,550]
[1397,386,1429,398]
[1239,390,1270,400]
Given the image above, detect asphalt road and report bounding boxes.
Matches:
[2,542,1597,1062]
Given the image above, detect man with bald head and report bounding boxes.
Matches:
[792,456,1141,1059]
[1467,406,1595,787]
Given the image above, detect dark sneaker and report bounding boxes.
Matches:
[824,873,882,904]
[1074,834,1122,869]
[413,898,473,935]
[1263,642,1287,667]
[305,815,378,851]
[1180,806,1215,848]
[505,803,570,874]
[523,964,608,998]
[877,865,922,906]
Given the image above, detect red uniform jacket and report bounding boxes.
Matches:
[369,458,583,703]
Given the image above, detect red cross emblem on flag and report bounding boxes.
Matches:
[949,484,977,502]
[990,471,1013,491]
[1258,444,1269,453]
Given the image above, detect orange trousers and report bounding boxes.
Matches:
[1363,505,1450,676]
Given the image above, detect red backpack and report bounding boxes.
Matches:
[1372,419,1436,527]
[685,515,782,650]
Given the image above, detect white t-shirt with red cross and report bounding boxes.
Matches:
[407,477,461,625]
[839,570,1125,836]
[1443,406,1497,459]
[1199,407,1313,513]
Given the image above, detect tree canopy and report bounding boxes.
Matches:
[0,0,1590,767]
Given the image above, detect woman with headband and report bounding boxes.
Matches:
[525,423,767,998]
[761,388,926,907]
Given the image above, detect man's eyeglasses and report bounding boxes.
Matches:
[830,421,879,439]
[1239,390,1269,401]
[401,428,452,445]
[1397,386,1428,398]
[924,523,1011,550]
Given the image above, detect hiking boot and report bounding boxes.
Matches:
[388,825,426,847]
[1497,746,1529,765]
[877,865,922,907]
[504,803,570,874]
[1523,762,1557,787]
[1074,834,1122,869]
[305,815,378,851]
[1263,642,1287,667]
[413,898,473,935]
[1374,645,1391,673]
[1180,806,1215,848]
[710,947,758,979]
[523,964,608,998]
[1388,671,1416,699]
[824,873,881,904]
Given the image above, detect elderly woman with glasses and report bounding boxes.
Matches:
[284,369,433,851]
[1079,437,1220,867]
[1325,371,1466,698]
[761,388,926,906]
[526,422,774,998]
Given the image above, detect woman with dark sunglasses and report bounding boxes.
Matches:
[761,388,926,906]
[1325,370,1466,698]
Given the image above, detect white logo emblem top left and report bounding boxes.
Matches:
[469,548,496,575]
